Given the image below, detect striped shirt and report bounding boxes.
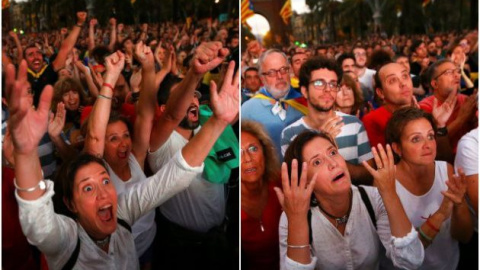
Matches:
[281,111,373,164]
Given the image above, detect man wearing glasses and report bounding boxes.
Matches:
[242,49,307,158]
[419,59,478,151]
[281,56,375,185]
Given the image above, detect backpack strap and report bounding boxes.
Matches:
[117,218,132,232]
[62,218,132,269]
[357,186,377,230]
[307,209,313,244]
[62,237,80,270]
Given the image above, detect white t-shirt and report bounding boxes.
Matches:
[107,153,156,257]
[396,161,459,270]
[359,68,376,94]
[148,127,225,233]
[455,127,478,231]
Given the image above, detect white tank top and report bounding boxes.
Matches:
[395,161,459,270]
[107,153,156,257]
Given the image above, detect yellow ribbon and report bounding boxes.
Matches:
[253,93,308,115]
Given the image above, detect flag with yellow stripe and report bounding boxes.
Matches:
[280,0,292,24]
[241,0,255,24]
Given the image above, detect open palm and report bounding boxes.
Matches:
[6,61,52,155]
[210,61,239,123]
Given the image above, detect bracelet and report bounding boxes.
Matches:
[425,219,440,232]
[417,227,433,242]
[287,244,310,249]
[75,23,84,28]
[14,170,46,192]
[102,83,114,91]
[98,94,113,100]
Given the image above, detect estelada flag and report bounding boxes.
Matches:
[280,0,292,24]
[2,0,10,10]
[241,0,254,24]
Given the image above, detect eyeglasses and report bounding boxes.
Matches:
[434,68,461,80]
[309,79,340,92]
[459,42,469,47]
[241,145,259,156]
[354,52,366,57]
[261,66,289,78]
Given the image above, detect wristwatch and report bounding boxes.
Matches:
[436,127,448,137]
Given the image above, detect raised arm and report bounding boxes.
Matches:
[149,41,229,152]
[83,51,125,157]
[75,60,99,97]
[47,102,78,159]
[131,41,155,168]
[181,60,238,166]
[8,31,23,62]
[6,60,52,201]
[107,18,117,52]
[275,160,317,268]
[52,12,87,72]
[88,18,97,54]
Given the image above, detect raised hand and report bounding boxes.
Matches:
[209,61,239,124]
[117,23,124,32]
[89,18,98,27]
[362,144,396,195]
[8,30,18,39]
[274,160,317,218]
[319,115,343,139]
[109,17,117,27]
[48,102,66,139]
[6,61,52,155]
[432,91,457,128]
[443,168,468,205]
[60,28,68,35]
[192,41,229,74]
[104,51,125,85]
[161,45,175,73]
[76,11,87,25]
[134,41,154,69]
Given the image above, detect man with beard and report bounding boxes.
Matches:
[147,42,237,269]
[281,56,374,185]
[241,49,307,158]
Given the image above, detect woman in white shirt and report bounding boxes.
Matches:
[385,107,473,269]
[276,130,424,270]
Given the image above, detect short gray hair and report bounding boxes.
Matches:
[257,49,289,75]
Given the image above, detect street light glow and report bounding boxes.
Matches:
[246,14,270,37]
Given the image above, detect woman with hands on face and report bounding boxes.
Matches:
[384,107,473,270]
[275,130,424,270]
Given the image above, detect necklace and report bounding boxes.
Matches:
[318,189,353,228]
[95,236,110,248]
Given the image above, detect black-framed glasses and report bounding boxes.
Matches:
[434,68,461,80]
[309,79,340,92]
[261,66,289,78]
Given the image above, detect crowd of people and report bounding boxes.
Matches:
[241,29,478,269]
[2,10,240,270]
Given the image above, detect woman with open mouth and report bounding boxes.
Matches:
[277,130,424,270]
[7,39,237,269]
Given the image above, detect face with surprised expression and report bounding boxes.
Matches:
[70,162,118,240]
